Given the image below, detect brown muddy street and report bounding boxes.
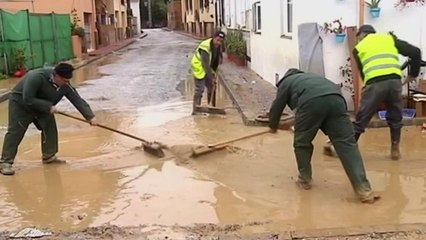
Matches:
[0,29,425,238]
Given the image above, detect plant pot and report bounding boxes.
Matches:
[226,53,235,62]
[369,7,381,18]
[335,33,346,43]
[233,56,246,67]
[72,35,83,58]
[13,68,27,78]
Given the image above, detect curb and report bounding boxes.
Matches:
[0,37,141,104]
[173,30,205,40]
[139,33,148,39]
[217,223,426,239]
[367,116,426,128]
[217,70,266,127]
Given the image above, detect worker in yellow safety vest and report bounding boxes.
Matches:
[190,31,225,115]
[324,25,421,160]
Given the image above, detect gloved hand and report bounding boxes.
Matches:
[50,106,58,114]
[89,117,97,126]
[402,76,417,85]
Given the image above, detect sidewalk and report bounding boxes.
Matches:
[0,33,147,104]
[173,30,426,128]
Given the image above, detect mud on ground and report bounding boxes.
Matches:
[1,224,425,240]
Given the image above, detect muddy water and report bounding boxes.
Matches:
[0,30,425,234]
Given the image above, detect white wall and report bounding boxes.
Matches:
[226,0,426,109]
[246,0,358,86]
[363,2,426,59]
[130,0,141,33]
[295,0,357,85]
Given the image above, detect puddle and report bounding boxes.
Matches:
[0,30,425,234]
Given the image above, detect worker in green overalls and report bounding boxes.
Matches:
[269,68,380,204]
[190,31,225,115]
[0,63,97,175]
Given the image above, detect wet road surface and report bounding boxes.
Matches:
[0,29,425,234]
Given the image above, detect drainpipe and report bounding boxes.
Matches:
[358,0,365,27]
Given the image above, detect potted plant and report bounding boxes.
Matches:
[225,29,247,66]
[70,8,85,57]
[395,0,425,8]
[12,47,28,77]
[322,19,347,43]
[366,0,381,18]
[70,9,85,38]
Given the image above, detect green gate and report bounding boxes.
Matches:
[0,9,73,74]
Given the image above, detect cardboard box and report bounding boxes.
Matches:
[415,101,426,117]
[418,80,426,93]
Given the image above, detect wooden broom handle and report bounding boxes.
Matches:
[208,129,270,148]
[57,112,149,144]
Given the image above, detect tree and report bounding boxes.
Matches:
[152,0,167,25]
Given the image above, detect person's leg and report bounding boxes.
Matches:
[321,96,379,203]
[353,82,389,139]
[324,82,388,157]
[293,99,327,189]
[384,79,403,160]
[193,77,206,115]
[0,100,33,175]
[36,115,65,164]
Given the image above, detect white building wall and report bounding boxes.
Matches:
[130,0,141,33]
[363,2,426,59]
[227,0,426,87]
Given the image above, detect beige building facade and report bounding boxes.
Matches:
[0,0,129,51]
[181,0,216,38]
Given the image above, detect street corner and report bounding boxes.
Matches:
[139,33,149,39]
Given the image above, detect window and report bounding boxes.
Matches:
[240,11,246,28]
[245,9,252,30]
[281,0,293,37]
[252,1,261,33]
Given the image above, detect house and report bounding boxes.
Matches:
[222,0,426,111]
[181,0,216,38]
[105,0,128,41]
[167,0,183,30]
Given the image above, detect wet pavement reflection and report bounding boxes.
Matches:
[0,30,424,233]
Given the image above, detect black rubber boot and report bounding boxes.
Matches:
[390,128,401,160]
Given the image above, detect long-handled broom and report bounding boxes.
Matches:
[194,80,226,115]
[57,112,166,158]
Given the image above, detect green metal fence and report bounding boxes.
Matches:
[0,9,73,74]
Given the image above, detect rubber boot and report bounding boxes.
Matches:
[390,128,401,160]
[192,96,202,115]
[354,132,361,142]
[207,92,212,105]
[0,163,15,175]
[42,155,66,164]
[355,189,381,204]
[323,140,337,157]
[323,132,361,157]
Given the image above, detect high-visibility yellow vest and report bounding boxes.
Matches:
[191,38,212,80]
[355,33,401,83]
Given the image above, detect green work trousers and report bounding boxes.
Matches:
[293,94,372,193]
[1,99,58,163]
